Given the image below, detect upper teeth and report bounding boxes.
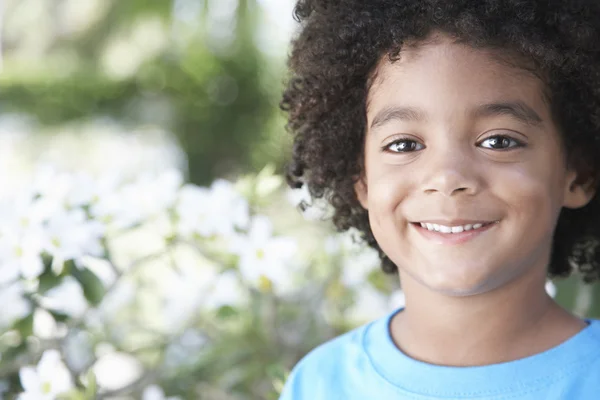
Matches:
[419,222,485,233]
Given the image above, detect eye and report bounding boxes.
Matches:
[383,139,425,153]
[478,135,524,150]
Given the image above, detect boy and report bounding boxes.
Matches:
[279,0,600,399]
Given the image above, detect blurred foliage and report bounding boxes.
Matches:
[0,0,288,185]
[0,166,388,399]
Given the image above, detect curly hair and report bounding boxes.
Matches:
[281,0,600,283]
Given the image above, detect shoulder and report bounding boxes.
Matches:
[278,321,372,399]
[583,318,600,357]
[582,318,600,350]
[565,319,600,395]
[571,319,600,378]
[289,322,368,379]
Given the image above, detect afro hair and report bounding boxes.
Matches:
[281,0,600,283]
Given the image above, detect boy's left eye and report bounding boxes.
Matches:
[478,135,524,150]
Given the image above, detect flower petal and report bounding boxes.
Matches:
[19,367,40,391]
[37,350,61,379]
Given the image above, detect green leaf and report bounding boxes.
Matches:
[84,370,98,400]
[266,363,288,397]
[57,389,86,400]
[0,340,28,363]
[71,267,106,306]
[266,363,286,381]
[37,267,64,294]
[216,305,239,320]
[48,309,70,323]
[13,313,34,338]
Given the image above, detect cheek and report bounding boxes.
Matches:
[365,170,414,249]
[494,161,565,224]
[366,169,412,219]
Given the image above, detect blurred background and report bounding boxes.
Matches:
[0,1,598,399]
[0,0,294,188]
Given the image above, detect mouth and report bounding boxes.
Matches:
[410,220,499,245]
[411,220,498,234]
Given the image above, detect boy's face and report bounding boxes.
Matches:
[356,34,593,297]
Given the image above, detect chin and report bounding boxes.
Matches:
[419,265,502,297]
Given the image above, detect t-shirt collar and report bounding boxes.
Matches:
[362,307,600,398]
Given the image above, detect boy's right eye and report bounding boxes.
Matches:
[383,139,425,153]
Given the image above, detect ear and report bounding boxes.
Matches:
[563,169,596,209]
[354,175,369,210]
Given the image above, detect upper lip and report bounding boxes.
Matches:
[414,219,496,226]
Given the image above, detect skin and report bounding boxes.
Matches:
[354,32,596,367]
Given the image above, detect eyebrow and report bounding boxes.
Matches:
[369,101,544,130]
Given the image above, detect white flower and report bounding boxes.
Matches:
[119,170,182,222]
[33,309,61,340]
[85,170,181,232]
[231,216,297,292]
[174,185,210,238]
[204,270,246,309]
[175,179,249,240]
[0,193,52,281]
[0,231,44,282]
[39,277,88,318]
[93,352,143,391]
[18,349,73,400]
[65,171,121,208]
[89,188,138,231]
[159,259,225,331]
[42,208,104,263]
[0,281,31,328]
[30,166,74,211]
[142,384,182,400]
[0,192,53,237]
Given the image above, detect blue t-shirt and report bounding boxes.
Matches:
[279,308,600,399]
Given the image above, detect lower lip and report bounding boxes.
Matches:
[412,222,497,245]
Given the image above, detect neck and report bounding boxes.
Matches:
[391,268,586,367]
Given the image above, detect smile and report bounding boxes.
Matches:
[411,220,499,245]
[417,221,495,233]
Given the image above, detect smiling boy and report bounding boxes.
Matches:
[279,1,600,399]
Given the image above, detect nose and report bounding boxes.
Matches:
[421,149,480,197]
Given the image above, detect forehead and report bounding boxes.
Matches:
[366,35,549,121]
